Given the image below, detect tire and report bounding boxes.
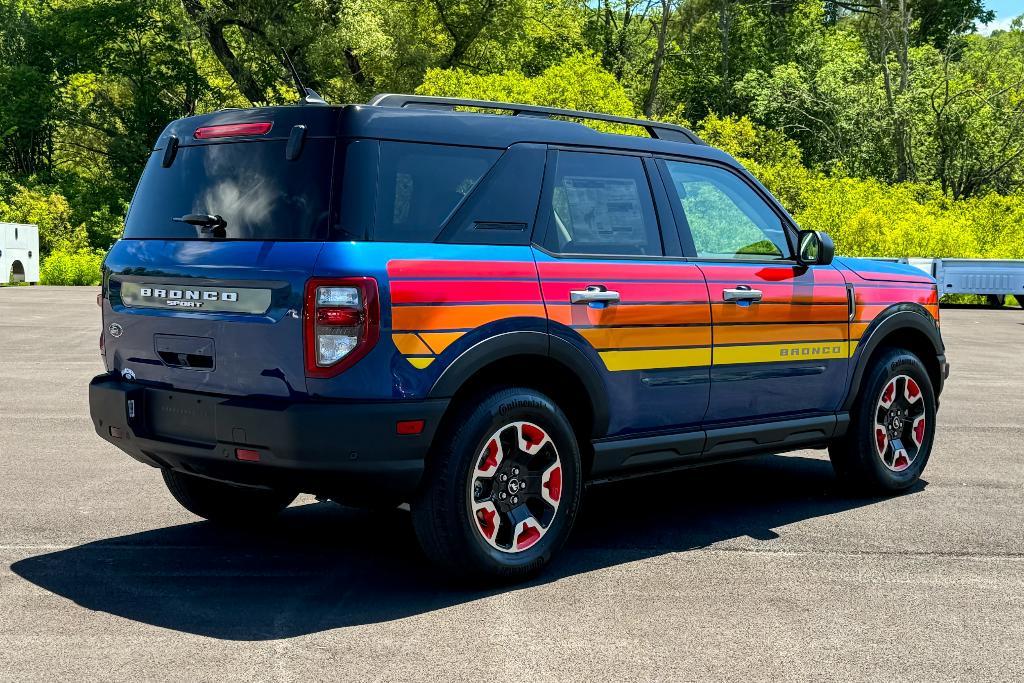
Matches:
[161,469,297,524]
[411,387,582,582]
[829,348,936,494]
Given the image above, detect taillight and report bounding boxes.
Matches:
[303,277,379,378]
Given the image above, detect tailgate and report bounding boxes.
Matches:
[103,239,322,398]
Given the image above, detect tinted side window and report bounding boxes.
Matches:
[542,151,662,257]
[662,160,789,260]
[374,142,500,242]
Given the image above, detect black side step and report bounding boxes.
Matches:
[589,414,846,483]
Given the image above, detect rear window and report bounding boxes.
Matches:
[124,140,334,240]
[373,142,500,242]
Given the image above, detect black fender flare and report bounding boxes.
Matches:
[843,304,946,411]
[427,331,610,437]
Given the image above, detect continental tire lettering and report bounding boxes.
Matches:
[498,398,546,416]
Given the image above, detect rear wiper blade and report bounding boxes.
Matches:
[173,214,227,237]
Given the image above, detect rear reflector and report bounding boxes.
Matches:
[396,420,425,435]
[316,307,361,326]
[235,448,261,462]
[194,122,273,140]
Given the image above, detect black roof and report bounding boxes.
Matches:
[155,95,731,165]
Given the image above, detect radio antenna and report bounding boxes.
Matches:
[281,50,327,105]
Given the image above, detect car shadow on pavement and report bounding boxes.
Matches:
[11,453,924,641]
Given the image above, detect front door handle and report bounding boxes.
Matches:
[723,286,763,303]
[570,285,621,305]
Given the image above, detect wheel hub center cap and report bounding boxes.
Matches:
[507,478,521,495]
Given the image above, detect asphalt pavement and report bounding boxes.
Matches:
[0,286,1021,681]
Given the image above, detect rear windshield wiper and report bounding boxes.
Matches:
[173,214,227,238]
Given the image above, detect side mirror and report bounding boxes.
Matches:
[797,230,834,266]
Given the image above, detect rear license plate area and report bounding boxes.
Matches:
[145,389,216,445]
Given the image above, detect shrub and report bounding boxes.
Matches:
[0,183,89,254]
[695,114,1024,260]
[40,249,104,286]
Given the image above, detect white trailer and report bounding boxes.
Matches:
[903,258,1024,308]
[0,223,40,284]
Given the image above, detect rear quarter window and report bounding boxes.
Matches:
[373,142,500,242]
[124,139,334,240]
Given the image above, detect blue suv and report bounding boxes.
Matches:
[90,94,948,580]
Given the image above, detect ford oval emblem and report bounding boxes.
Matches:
[108,322,124,338]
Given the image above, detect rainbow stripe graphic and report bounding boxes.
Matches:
[387,259,939,371]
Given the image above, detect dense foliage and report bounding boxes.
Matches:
[0,0,1021,283]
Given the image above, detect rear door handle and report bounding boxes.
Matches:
[723,286,763,303]
[570,285,621,305]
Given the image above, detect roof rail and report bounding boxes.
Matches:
[367,93,704,145]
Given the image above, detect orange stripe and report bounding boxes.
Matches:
[419,331,464,354]
[548,303,711,327]
[715,322,849,344]
[392,333,432,355]
[855,303,939,322]
[579,326,711,349]
[711,303,848,324]
[393,304,546,331]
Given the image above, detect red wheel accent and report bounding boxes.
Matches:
[543,466,562,503]
[881,380,896,406]
[476,506,497,539]
[515,522,542,551]
[875,428,888,455]
[480,439,500,472]
[892,451,910,470]
[521,423,545,448]
[912,416,926,447]
[905,378,921,402]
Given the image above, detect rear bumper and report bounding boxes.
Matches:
[88,375,447,498]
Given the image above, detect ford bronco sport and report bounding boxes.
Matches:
[90,94,949,580]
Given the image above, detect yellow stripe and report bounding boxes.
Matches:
[599,347,712,371]
[849,340,859,356]
[407,357,435,369]
[392,333,432,355]
[714,341,850,365]
[419,331,464,354]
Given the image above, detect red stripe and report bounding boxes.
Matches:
[541,281,708,303]
[699,264,846,284]
[844,269,935,285]
[855,286,937,304]
[391,280,542,304]
[387,260,536,280]
[537,261,703,281]
[708,282,847,304]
